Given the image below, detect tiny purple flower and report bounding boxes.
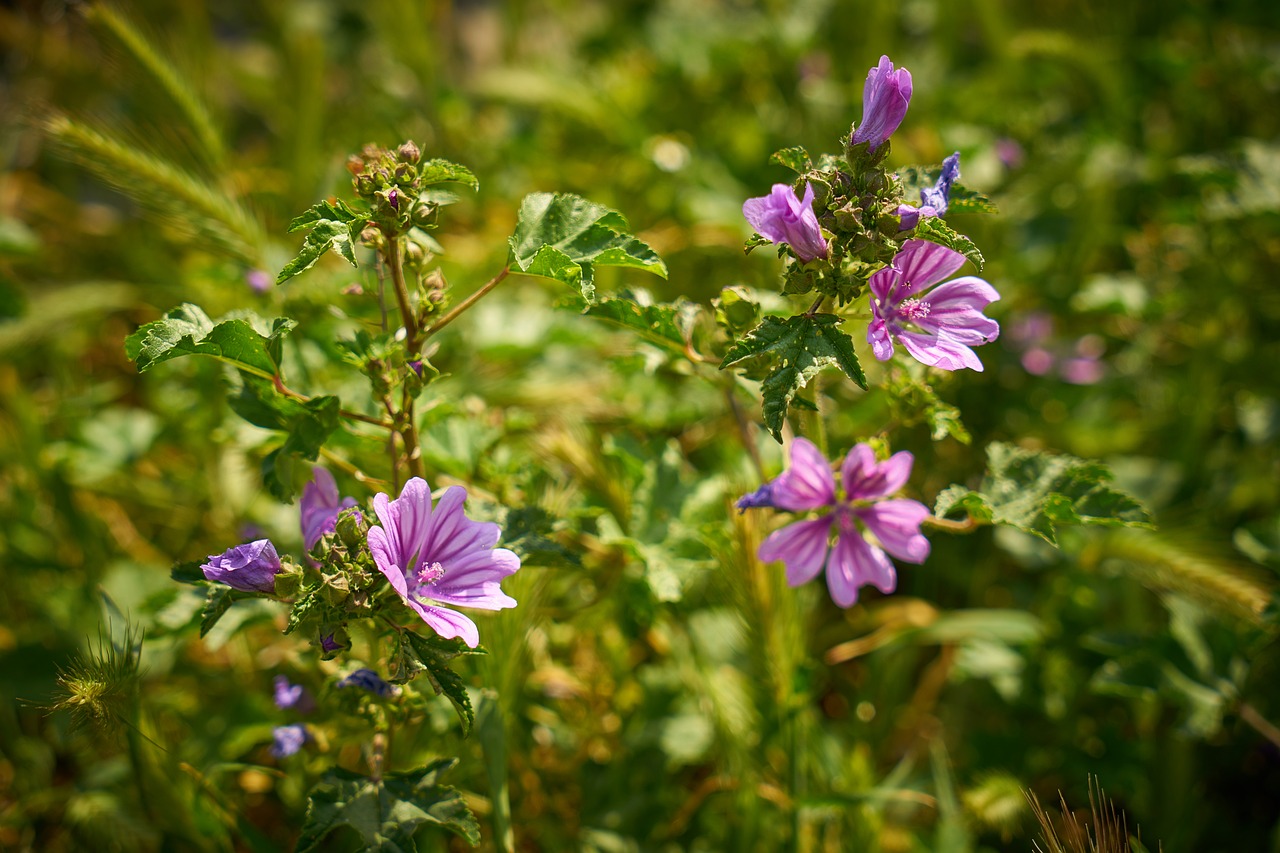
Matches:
[337,668,396,697]
[754,438,930,608]
[743,183,829,263]
[367,478,520,648]
[1021,348,1055,376]
[898,153,961,231]
[867,239,1001,371]
[271,724,309,758]
[301,467,358,552]
[320,633,343,653]
[273,675,316,713]
[851,56,912,151]
[201,539,282,593]
[388,188,400,210]
[1061,357,1104,385]
[246,269,271,294]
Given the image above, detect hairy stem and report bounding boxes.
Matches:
[381,235,426,483]
[426,266,510,337]
[386,235,421,355]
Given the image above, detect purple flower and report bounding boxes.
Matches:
[201,539,282,593]
[743,183,829,263]
[337,668,395,697]
[898,152,961,231]
[246,269,271,294]
[851,56,912,151]
[755,438,930,608]
[867,239,1001,371]
[273,676,315,713]
[271,724,309,758]
[367,478,520,648]
[736,481,777,513]
[1021,348,1055,375]
[320,633,343,653]
[301,467,358,552]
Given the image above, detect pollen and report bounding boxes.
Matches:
[898,298,931,321]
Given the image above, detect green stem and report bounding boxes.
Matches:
[382,235,425,482]
[274,375,394,429]
[425,266,510,337]
[477,692,515,853]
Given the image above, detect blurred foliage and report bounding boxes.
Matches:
[1,0,1279,851]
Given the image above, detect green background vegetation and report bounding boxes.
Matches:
[1,0,1278,850]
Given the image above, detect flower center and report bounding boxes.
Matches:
[898,298,931,321]
[833,503,858,533]
[415,561,445,587]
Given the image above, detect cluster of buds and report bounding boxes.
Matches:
[347,141,438,238]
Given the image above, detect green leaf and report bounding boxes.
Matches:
[769,146,812,174]
[883,373,971,444]
[508,192,667,302]
[170,560,206,585]
[200,586,238,638]
[721,313,867,440]
[566,288,700,354]
[934,442,1155,545]
[417,159,478,190]
[295,760,480,853]
[230,377,341,500]
[125,303,294,379]
[277,199,364,285]
[946,184,999,215]
[391,631,487,736]
[914,216,985,271]
[500,506,582,569]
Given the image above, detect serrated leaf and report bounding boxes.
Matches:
[566,288,700,354]
[230,376,341,500]
[418,159,478,189]
[770,146,812,174]
[295,760,480,853]
[934,442,1155,545]
[200,586,237,638]
[125,304,294,379]
[508,192,667,302]
[883,373,971,444]
[394,631,487,735]
[721,313,867,440]
[945,184,999,215]
[285,590,323,635]
[914,216,985,271]
[278,199,364,285]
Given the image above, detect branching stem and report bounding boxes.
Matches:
[426,266,510,337]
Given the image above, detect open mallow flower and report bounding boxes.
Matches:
[868,239,1000,371]
[201,539,282,594]
[898,152,961,230]
[300,467,358,552]
[851,56,912,152]
[750,438,930,608]
[743,183,829,263]
[367,477,520,649]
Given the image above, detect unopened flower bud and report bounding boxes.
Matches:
[334,506,368,550]
[359,225,384,249]
[202,539,282,593]
[394,163,414,184]
[397,141,421,163]
[412,203,438,228]
[403,240,424,265]
[387,188,400,210]
[356,174,375,195]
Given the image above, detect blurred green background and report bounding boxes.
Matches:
[2,0,1279,850]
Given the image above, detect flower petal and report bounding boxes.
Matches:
[842,446,914,500]
[897,329,985,372]
[419,486,501,565]
[368,525,410,598]
[858,499,931,563]
[826,530,897,608]
[758,516,833,587]
[430,548,521,610]
[893,239,967,297]
[770,437,837,511]
[868,316,895,362]
[410,603,481,648]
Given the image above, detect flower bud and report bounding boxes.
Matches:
[397,140,421,163]
[851,56,912,152]
[411,202,438,229]
[202,539,282,593]
[335,506,368,550]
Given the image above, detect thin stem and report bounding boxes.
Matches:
[922,515,981,534]
[399,383,424,480]
[804,294,825,317]
[318,447,390,490]
[1240,702,1280,751]
[385,235,420,354]
[425,266,510,337]
[273,376,394,429]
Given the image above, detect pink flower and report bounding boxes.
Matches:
[868,239,1001,371]
[754,438,930,608]
[301,467,358,551]
[743,183,829,263]
[367,478,519,648]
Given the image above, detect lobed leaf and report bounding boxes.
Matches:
[125,303,294,379]
[721,313,867,440]
[934,442,1155,545]
[295,760,480,853]
[200,586,238,638]
[278,199,364,284]
[391,631,487,736]
[231,377,341,500]
[769,146,812,174]
[913,216,985,271]
[417,159,479,189]
[508,192,667,302]
[567,288,700,354]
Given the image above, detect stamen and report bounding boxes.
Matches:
[898,298,931,321]
[417,561,445,585]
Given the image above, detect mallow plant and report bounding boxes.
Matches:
[108,54,1153,849]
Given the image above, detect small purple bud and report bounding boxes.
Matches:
[851,56,912,151]
[271,724,310,758]
[337,668,395,697]
[407,360,425,378]
[201,539,282,593]
[388,188,399,210]
[320,633,343,653]
[736,481,777,513]
[245,269,271,294]
[273,675,316,713]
